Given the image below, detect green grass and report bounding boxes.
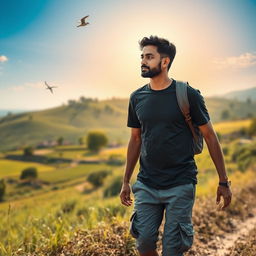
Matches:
[1,95,256,151]
[38,164,111,184]
[0,160,55,179]
[213,119,251,135]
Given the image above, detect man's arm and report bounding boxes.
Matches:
[199,121,232,209]
[120,128,142,207]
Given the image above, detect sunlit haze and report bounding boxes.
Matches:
[0,0,255,109]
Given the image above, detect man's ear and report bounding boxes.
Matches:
[162,57,170,69]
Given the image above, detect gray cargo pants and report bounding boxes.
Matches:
[129,180,196,256]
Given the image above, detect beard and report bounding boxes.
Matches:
[141,61,162,78]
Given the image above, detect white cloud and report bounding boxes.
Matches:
[0,55,8,62]
[213,52,256,69]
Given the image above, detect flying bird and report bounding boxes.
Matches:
[45,81,57,94]
[77,15,89,27]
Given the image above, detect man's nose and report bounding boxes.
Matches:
[141,58,147,66]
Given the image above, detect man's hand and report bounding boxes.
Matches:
[120,182,133,207]
[216,185,232,210]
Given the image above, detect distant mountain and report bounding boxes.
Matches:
[221,87,256,102]
[0,109,30,117]
[0,96,256,151]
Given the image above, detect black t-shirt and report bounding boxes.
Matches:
[127,79,210,189]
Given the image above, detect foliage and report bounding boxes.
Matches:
[87,170,111,188]
[57,137,64,146]
[23,146,34,156]
[248,118,256,137]
[20,167,38,180]
[231,142,256,172]
[103,176,123,198]
[0,179,6,201]
[78,137,84,145]
[107,154,125,166]
[86,131,108,152]
[60,200,77,214]
[221,109,230,120]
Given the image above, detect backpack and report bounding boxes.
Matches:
[175,81,203,155]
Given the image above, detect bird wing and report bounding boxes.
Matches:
[81,15,89,24]
[45,81,50,88]
[81,15,89,21]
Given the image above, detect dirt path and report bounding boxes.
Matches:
[209,207,256,256]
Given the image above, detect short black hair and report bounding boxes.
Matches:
[139,35,176,70]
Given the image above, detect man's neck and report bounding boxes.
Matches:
[149,76,173,90]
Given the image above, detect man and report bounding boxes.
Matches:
[119,35,232,256]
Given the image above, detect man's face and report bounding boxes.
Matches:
[140,45,163,78]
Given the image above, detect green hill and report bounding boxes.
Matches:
[0,96,255,151]
[222,86,256,101]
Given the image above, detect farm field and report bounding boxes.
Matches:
[0,119,255,255]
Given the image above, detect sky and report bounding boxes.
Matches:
[0,0,256,110]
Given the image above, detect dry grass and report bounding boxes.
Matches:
[12,180,255,256]
[228,226,256,256]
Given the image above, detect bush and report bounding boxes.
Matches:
[23,146,34,156]
[57,136,64,146]
[61,200,77,214]
[107,154,125,166]
[222,146,229,156]
[0,179,6,201]
[103,176,123,198]
[232,142,256,172]
[221,110,230,120]
[248,118,256,137]
[20,167,38,180]
[87,170,111,188]
[87,131,108,152]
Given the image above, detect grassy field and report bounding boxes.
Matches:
[213,119,251,135]
[0,160,55,178]
[0,118,255,255]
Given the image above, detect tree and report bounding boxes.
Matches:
[87,170,111,188]
[57,137,64,146]
[221,110,230,120]
[103,176,123,198]
[86,131,108,152]
[248,118,256,137]
[0,179,6,201]
[78,137,84,145]
[23,146,34,156]
[20,167,38,180]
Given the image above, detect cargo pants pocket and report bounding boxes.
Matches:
[129,211,139,238]
[177,222,194,253]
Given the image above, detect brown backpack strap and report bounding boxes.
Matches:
[176,81,199,142]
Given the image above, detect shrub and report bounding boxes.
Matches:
[103,176,123,198]
[0,179,6,201]
[57,137,64,146]
[23,146,34,156]
[61,200,77,214]
[87,131,108,152]
[87,170,111,188]
[248,118,256,137]
[20,167,38,180]
[107,154,125,166]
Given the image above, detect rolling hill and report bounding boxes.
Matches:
[221,86,256,101]
[0,96,255,151]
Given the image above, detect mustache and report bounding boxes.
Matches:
[141,65,149,69]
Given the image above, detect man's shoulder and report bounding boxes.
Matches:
[130,84,148,98]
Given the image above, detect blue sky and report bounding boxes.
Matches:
[0,0,256,110]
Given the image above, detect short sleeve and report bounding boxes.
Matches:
[187,86,210,126]
[127,94,141,128]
